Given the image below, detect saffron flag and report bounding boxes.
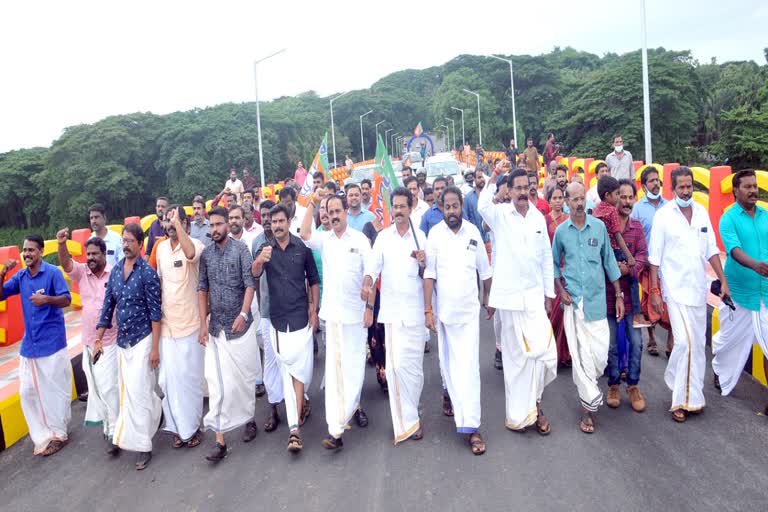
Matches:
[299,133,329,205]
[413,122,423,137]
[371,134,400,226]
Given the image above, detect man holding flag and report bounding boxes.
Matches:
[298,133,330,206]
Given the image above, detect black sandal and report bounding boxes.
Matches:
[287,431,303,452]
[187,430,203,448]
[264,408,281,432]
[41,439,67,457]
[172,435,184,449]
[535,410,551,436]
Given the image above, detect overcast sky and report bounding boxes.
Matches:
[2,0,766,153]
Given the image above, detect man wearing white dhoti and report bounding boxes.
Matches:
[479,168,557,434]
[156,206,206,449]
[424,186,493,455]
[97,223,162,470]
[301,191,371,451]
[364,187,428,444]
[1,234,72,457]
[552,183,623,434]
[254,203,320,452]
[714,170,768,411]
[57,228,119,455]
[648,166,729,423]
[198,206,258,462]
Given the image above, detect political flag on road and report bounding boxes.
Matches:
[371,134,399,226]
[413,122,423,137]
[299,133,329,205]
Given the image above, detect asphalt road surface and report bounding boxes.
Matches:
[2,317,767,512]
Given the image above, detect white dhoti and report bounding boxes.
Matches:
[563,302,609,412]
[159,331,204,441]
[260,318,284,405]
[493,311,502,352]
[385,322,425,444]
[437,316,481,434]
[114,335,162,452]
[713,300,768,396]
[82,344,119,439]
[324,321,367,438]
[271,323,314,430]
[665,299,707,411]
[204,323,260,433]
[19,347,72,454]
[499,308,557,429]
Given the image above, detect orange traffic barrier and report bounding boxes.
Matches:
[0,246,23,346]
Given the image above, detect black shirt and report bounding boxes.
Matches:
[257,233,320,332]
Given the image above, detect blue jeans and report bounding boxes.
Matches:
[607,316,642,386]
[613,249,641,314]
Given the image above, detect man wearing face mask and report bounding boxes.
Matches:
[480,168,556,435]
[58,230,119,455]
[713,170,768,413]
[424,186,493,455]
[631,166,671,356]
[648,166,729,423]
[605,134,634,181]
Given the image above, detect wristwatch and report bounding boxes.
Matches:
[617,292,625,298]
[239,311,248,321]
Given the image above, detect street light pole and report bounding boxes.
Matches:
[330,91,350,169]
[359,110,374,161]
[374,120,385,146]
[445,117,456,151]
[489,54,518,147]
[451,107,465,146]
[462,88,482,146]
[640,0,653,163]
[440,124,449,152]
[384,128,393,153]
[254,48,286,188]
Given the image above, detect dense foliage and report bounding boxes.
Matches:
[2,47,767,229]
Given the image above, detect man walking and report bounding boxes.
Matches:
[420,177,448,235]
[424,186,493,455]
[552,182,623,433]
[648,166,728,423]
[345,183,375,231]
[97,224,162,469]
[1,235,72,457]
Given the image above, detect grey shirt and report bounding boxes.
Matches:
[191,218,212,247]
[198,238,256,339]
[605,150,634,181]
[252,232,271,319]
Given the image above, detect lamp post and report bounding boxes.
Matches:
[640,0,653,163]
[374,120,385,146]
[254,48,286,188]
[462,88,482,146]
[384,128,393,152]
[488,54,518,147]
[359,110,374,161]
[451,107,465,146]
[330,91,350,169]
[440,124,449,152]
[391,132,399,157]
[445,117,456,151]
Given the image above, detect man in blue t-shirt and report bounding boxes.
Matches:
[1,234,72,457]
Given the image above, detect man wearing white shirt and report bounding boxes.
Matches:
[88,203,123,267]
[605,134,634,181]
[424,186,493,455]
[225,168,245,203]
[301,190,371,450]
[229,204,262,250]
[586,162,610,207]
[364,187,428,444]
[404,177,429,229]
[648,166,729,423]
[479,168,557,434]
[278,187,309,240]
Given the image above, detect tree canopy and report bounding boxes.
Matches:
[2,46,767,229]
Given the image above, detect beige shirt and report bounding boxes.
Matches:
[156,237,205,337]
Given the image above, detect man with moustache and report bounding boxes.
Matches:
[345,183,375,231]
[2,234,72,457]
[301,191,371,450]
[552,182,623,434]
[405,177,429,228]
[713,170,768,413]
[364,187,428,444]
[278,187,309,239]
[241,195,263,231]
[58,229,119,454]
[190,198,212,247]
[360,179,373,211]
[88,203,123,266]
[649,167,729,423]
[198,207,258,462]
[255,203,320,452]
[97,223,162,469]
[155,206,206,449]
[424,187,493,455]
[229,204,262,250]
[420,176,448,236]
[480,168,557,434]
[528,171,550,215]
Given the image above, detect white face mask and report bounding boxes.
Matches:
[614,145,623,153]
[645,189,661,200]
[675,194,694,208]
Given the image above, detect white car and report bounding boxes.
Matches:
[424,154,464,187]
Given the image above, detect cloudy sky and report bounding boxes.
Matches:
[2,0,766,152]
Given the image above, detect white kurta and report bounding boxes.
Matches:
[665,298,707,411]
[19,347,72,454]
[203,323,260,433]
[499,308,557,429]
[159,331,204,441]
[563,301,609,412]
[712,300,768,396]
[83,344,119,439]
[270,323,314,430]
[114,335,162,452]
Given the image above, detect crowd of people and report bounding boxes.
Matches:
[1,135,766,470]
